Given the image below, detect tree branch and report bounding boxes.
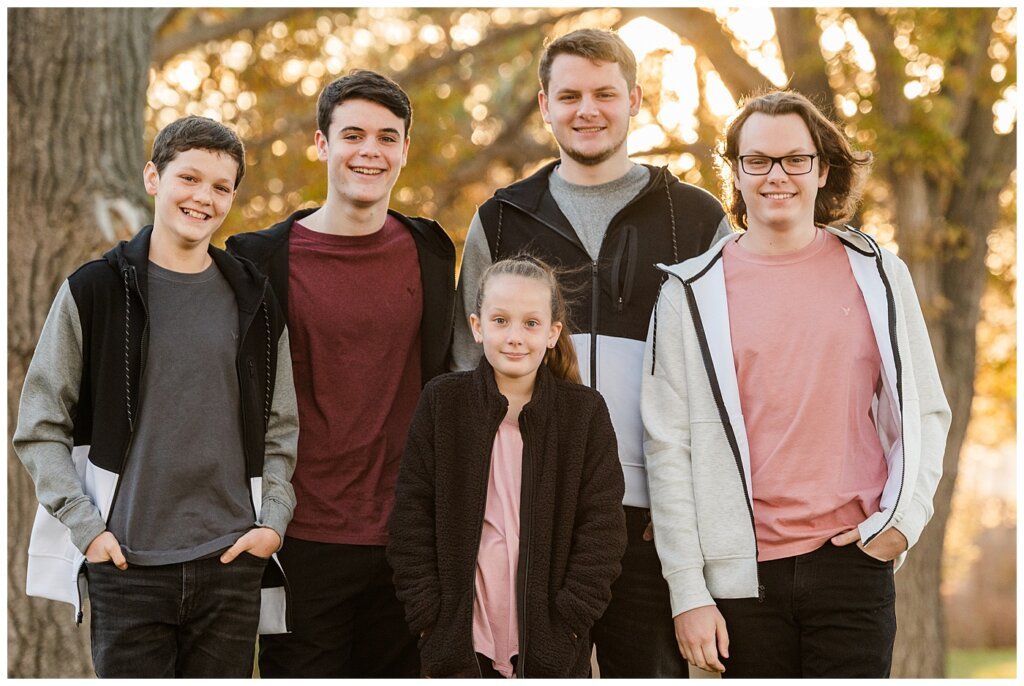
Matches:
[618,7,771,99]
[773,8,835,113]
[152,8,309,65]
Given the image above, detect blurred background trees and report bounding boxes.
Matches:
[8,7,1016,677]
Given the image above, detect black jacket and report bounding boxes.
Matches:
[73,225,287,486]
[226,207,457,385]
[477,161,725,387]
[387,360,627,677]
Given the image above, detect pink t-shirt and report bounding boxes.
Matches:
[473,417,522,678]
[723,229,888,561]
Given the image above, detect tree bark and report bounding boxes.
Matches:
[7,8,159,677]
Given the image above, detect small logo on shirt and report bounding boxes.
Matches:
[841,306,851,316]
[231,330,239,340]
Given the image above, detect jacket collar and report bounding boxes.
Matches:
[234,206,454,263]
[104,224,268,314]
[472,354,557,421]
[658,224,878,282]
[494,160,670,214]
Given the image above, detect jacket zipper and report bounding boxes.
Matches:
[106,266,150,521]
[498,173,664,392]
[516,412,534,678]
[468,411,504,677]
[860,236,907,545]
[236,280,269,517]
[680,276,763,600]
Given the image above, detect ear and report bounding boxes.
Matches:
[314,129,329,162]
[469,313,484,344]
[547,320,563,349]
[628,83,642,117]
[401,134,410,168]
[538,89,550,124]
[818,161,829,189]
[143,161,160,197]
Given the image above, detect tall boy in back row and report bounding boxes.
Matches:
[15,116,299,677]
[453,29,730,677]
[228,70,456,677]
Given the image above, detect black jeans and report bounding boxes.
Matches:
[717,541,897,678]
[591,506,688,677]
[258,537,418,677]
[86,552,267,678]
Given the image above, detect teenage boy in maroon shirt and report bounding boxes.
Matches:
[228,70,456,678]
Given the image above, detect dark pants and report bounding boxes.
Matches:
[86,552,267,678]
[591,506,688,678]
[258,537,419,677]
[717,541,897,678]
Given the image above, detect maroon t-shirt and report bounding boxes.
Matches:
[287,216,422,545]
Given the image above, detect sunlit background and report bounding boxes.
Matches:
[138,8,1016,675]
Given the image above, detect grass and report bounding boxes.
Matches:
[947,648,1016,678]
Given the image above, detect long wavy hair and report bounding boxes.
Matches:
[474,255,582,385]
[717,89,873,230]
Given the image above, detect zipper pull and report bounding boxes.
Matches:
[248,359,256,378]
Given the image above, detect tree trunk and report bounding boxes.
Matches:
[7,8,159,677]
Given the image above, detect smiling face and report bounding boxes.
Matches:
[733,112,828,234]
[316,98,410,211]
[470,274,563,394]
[539,54,641,171]
[144,148,238,249]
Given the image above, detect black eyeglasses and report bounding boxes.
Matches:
[737,153,819,176]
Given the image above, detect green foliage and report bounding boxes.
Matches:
[948,649,1017,678]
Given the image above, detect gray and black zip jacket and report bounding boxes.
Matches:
[453,162,727,507]
[641,226,951,616]
[226,206,457,386]
[14,225,299,632]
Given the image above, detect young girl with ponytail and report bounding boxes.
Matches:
[387,255,627,678]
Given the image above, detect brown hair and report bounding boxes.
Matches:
[317,69,412,137]
[151,115,246,189]
[475,255,582,385]
[718,90,872,229]
[538,28,638,93]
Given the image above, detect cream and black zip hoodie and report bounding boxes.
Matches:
[641,225,951,616]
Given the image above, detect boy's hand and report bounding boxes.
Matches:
[85,531,128,570]
[831,527,908,562]
[674,605,729,673]
[220,527,281,563]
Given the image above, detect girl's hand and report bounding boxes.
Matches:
[220,527,281,563]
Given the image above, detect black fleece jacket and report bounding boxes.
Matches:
[387,360,627,678]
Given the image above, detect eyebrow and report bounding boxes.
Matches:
[741,148,814,155]
[179,166,233,185]
[339,126,401,136]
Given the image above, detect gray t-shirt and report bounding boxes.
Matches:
[107,260,254,565]
[548,163,650,260]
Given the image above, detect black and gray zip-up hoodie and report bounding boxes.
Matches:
[452,162,727,507]
[14,225,299,632]
[226,206,457,386]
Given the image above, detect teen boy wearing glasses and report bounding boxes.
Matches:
[642,91,950,677]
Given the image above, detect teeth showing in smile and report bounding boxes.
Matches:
[181,208,209,219]
[575,127,603,133]
[352,167,384,175]
[763,193,794,200]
